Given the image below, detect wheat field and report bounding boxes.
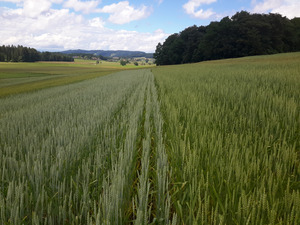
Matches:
[0,53,299,224]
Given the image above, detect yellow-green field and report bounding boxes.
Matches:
[0,59,154,97]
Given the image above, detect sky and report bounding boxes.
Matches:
[0,0,299,53]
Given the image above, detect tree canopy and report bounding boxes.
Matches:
[0,45,74,62]
[154,11,300,65]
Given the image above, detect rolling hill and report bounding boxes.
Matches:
[61,49,153,58]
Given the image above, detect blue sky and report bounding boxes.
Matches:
[0,0,299,52]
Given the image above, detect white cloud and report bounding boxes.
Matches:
[22,0,52,17]
[0,0,22,2]
[0,0,151,23]
[89,17,105,28]
[98,1,151,24]
[87,29,167,52]
[183,0,217,19]
[0,6,167,52]
[63,0,101,14]
[1,0,64,17]
[1,0,63,4]
[252,0,300,18]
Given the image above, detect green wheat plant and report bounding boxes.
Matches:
[152,53,300,224]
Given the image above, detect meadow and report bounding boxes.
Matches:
[0,53,299,224]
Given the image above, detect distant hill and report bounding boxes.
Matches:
[61,49,153,58]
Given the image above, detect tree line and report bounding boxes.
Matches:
[154,11,300,65]
[0,45,74,62]
[68,53,108,60]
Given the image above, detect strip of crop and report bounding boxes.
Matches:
[152,54,300,224]
[0,68,176,224]
[133,70,176,224]
[97,71,148,224]
[134,72,152,224]
[0,70,149,224]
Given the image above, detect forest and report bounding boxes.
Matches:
[154,11,300,65]
[0,45,74,62]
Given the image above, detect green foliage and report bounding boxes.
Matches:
[0,45,74,62]
[120,60,127,66]
[67,53,107,60]
[154,11,300,65]
[40,51,74,62]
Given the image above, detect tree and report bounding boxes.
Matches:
[180,25,206,63]
[291,18,300,50]
[153,42,163,65]
[120,60,127,66]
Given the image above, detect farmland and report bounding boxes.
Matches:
[0,60,153,97]
[0,52,299,224]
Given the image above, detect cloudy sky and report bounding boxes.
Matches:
[0,0,299,52]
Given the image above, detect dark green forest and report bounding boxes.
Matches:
[0,45,74,62]
[154,11,300,65]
